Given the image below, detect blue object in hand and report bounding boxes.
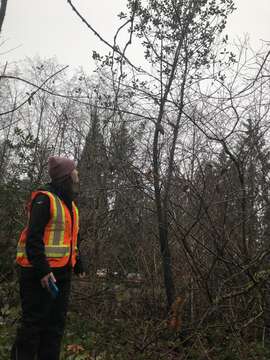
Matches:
[48,277,59,299]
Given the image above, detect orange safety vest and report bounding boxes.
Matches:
[16,190,79,268]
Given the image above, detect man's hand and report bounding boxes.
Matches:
[74,255,86,278]
[41,272,56,290]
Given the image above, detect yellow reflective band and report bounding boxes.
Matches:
[47,193,66,247]
[17,244,70,258]
[48,193,57,245]
[45,247,70,258]
[72,203,79,233]
[59,200,65,246]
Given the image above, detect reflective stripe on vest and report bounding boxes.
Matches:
[43,192,66,253]
[17,245,70,258]
[16,190,79,267]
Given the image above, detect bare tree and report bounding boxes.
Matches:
[0,0,8,34]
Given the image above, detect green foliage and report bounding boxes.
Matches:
[0,182,27,274]
[0,278,19,360]
[59,307,270,360]
[126,0,236,70]
[0,323,14,360]
[1,278,270,360]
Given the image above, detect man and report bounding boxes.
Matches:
[11,156,85,360]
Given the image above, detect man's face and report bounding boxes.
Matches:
[71,169,79,184]
[70,169,80,196]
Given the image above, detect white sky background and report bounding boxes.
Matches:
[1,0,270,74]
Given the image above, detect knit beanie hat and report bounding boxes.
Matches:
[48,156,75,181]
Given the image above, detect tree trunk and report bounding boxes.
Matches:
[158,220,175,310]
[0,0,8,34]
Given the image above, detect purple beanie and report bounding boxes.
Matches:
[48,156,75,180]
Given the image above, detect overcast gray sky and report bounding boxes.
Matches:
[1,0,270,73]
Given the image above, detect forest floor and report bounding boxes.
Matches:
[1,276,270,359]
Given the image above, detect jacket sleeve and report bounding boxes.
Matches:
[25,194,51,279]
[73,232,86,275]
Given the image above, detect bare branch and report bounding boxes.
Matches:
[0,65,69,119]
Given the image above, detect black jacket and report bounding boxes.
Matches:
[21,183,84,279]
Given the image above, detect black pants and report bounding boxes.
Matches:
[11,268,71,360]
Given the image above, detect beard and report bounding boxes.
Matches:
[71,182,80,200]
[52,176,80,202]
